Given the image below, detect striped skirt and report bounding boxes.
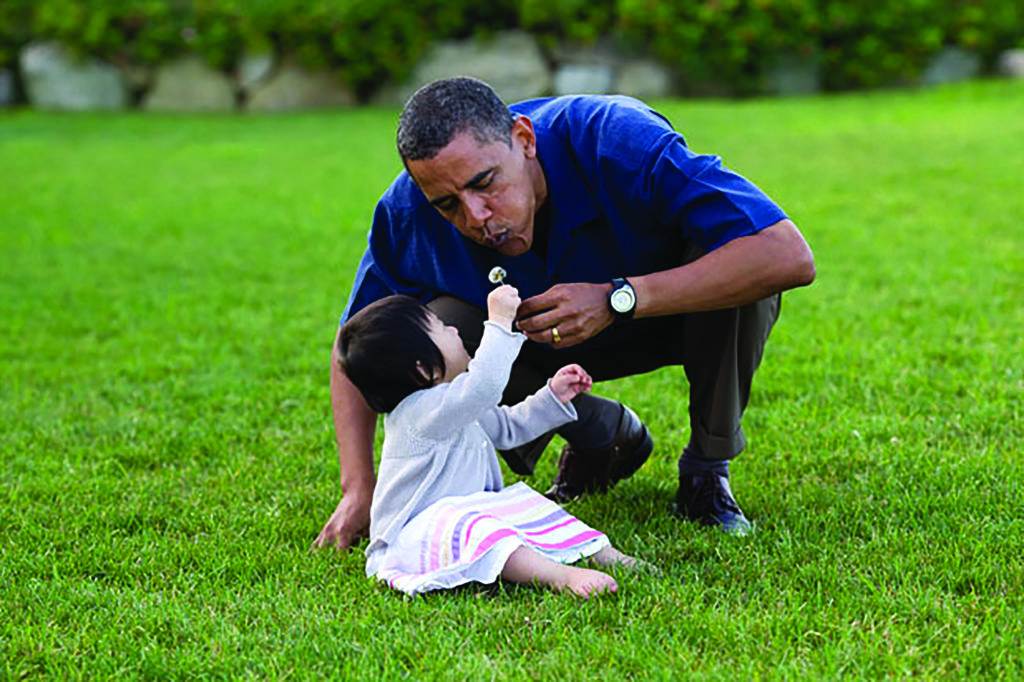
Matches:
[369,482,610,595]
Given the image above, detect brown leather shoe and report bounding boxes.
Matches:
[544,406,653,503]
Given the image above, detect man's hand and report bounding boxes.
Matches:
[516,282,613,347]
[549,364,593,403]
[313,492,371,550]
[487,284,521,329]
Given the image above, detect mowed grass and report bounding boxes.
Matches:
[2,80,1022,678]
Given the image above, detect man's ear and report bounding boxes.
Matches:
[511,115,537,159]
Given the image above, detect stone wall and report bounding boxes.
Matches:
[7,33,1023,112]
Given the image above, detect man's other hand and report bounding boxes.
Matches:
[313,492,371,550]
[516,282,614,347]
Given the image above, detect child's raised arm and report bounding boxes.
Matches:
[413,286,524,439]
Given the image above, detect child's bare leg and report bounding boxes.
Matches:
[501,546,617,598]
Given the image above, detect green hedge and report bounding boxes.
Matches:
[2,0,1022,97]
[617,0,1024,93]
[617,0,822,94]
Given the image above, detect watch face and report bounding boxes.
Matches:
[611,287,635,314]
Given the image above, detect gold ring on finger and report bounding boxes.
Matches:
[551,326,561,344]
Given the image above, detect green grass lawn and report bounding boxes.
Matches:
[2,80,1022,678]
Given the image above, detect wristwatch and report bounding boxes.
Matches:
[607,277,637,320]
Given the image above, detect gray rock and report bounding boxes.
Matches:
[997,49,1024,79]
[553,42,673,98]
[375,31,551,105]
[20,42,127,110]
[551,42,620,95]
[762,53,821,96]
[144,56,236,111]
[616,59,673,98]
[554,64,614,95]
[550,41,620,68]
[247,61,355,110]
[0,69,13,106]
[238,51,274,91]
[922,47,981,86]
[369,82,408,108]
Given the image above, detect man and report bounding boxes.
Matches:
[315,77,814,549]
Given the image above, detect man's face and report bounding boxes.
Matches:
[406,117,544,257]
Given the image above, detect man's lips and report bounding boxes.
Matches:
[484,230,509,247]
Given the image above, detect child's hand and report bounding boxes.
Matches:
[487,284,521,329]
[550,364,593,403]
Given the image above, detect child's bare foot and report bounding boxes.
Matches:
[500,547,618,598]
[558,566,618,599]
[591,545,661,574]
[591,545,639,568]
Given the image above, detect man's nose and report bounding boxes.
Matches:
[463,195,492,230]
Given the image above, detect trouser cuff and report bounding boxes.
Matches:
[688,420,746,462]
[678,453,729,476]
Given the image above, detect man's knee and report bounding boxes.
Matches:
[684,294,781,364]
[737,293,782,375]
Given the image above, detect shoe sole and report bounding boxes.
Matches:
[670,502,755,536]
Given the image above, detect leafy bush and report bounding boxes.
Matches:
[256,0,518,97]
[945,0,1024,59]
[817,1,944,89]
[617,0,1024,93]
[26,0,184,66]
[518,0,616,49]
[1,0,1022,97]
[617,0,822,95]
[0,0,32,69]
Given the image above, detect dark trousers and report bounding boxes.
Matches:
[428,294,781,465]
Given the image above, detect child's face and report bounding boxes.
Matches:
[426,313,471,382]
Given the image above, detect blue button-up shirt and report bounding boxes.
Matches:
[341,95,787,323]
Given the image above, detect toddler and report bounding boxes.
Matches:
[337,285,639,597]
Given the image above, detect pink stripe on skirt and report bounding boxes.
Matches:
[470,528,519,562]
[524,529,605,551]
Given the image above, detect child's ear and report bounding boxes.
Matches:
[415,361,437,385]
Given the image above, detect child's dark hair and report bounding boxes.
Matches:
[337,295,446,413]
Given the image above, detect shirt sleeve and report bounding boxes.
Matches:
[478,381,577,450]
[339,198,424,324]
[580,98,788,253]
[645,133,789,252]
[340,249,394,324]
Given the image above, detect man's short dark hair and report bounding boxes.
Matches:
[397,77,517,162]
[337,295,446,413]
